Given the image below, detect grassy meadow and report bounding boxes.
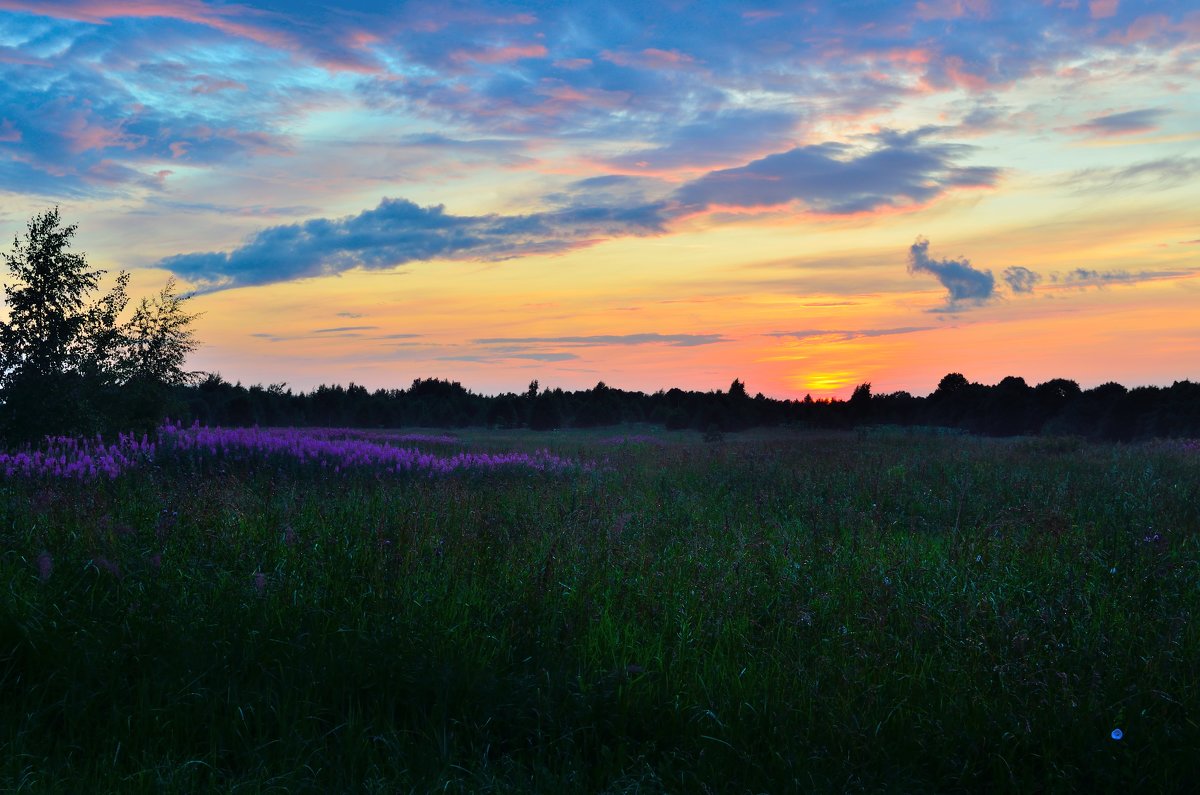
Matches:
[3,426,1199,792]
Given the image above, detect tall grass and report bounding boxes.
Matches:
[3,429,1198,792]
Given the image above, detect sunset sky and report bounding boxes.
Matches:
[1,0,1197,399]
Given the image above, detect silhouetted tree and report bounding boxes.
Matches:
[983,375,1034,436]
[529,390,562,430]
[115,278,202,430]
[0,208,129,441]
[848,382,873,422]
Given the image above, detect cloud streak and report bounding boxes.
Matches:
[474,333,730,347]
[159,196,669,291]
[675,130,999,215]
[1069,108,1168,137]
[766,327,933,341]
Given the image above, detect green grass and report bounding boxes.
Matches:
[3,429,1199,792]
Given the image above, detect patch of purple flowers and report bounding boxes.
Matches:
[1,422,584,480]
[0,431,155,480]
[161,423,583,476]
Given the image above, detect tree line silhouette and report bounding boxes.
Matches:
[2,209,1197,445]
[175,372,1200,442]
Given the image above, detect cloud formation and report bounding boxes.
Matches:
[675,130,1000,215]
[1052,268,1188,288]
[1066,157,1200,191]
[4,0,1193,202]
[1003,266,1042,294]
[159,196,668,290]
[1070,108,1168,137]
[907,237,996,309]
[766,327,933,341]
[473,333,730,347]
[156,126,1000,290]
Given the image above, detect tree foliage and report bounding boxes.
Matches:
[120,278,201,386]
[0,209,201,441]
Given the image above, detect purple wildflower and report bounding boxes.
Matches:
[37,551,53,582]
[1,422,586,481]
[94,556,121,578]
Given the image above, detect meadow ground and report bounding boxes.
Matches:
[2,425,1199,793]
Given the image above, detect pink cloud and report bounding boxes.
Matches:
[59,104,145,154]
[942,56,991,91]
[449,43,548,65]
[1109,13,1172,44]
[915,0,991,20]
[0,119,20,143]
[536,80,631,110]
[742,10,784,22]
[0,1,290,46]
[406,7,536,33]
[83,158,167,188]
[553,58,592,70]
[602,48,698,69]
[882,47,933,66]
[1089,0,1119,19]
[0,0,383,73]
[190,76,247,95]
[642,48,695,66]
[0,44,52,67]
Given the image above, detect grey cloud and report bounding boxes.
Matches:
[474,333,730,347]
[1003,266,1041,294]
[1071,108,1168,137]
[605,108,798,171]
[437,352,581,362]
[1051,268,1189,288]
[313,325,379,333]
[159,196,668,291]
[907,237,996,309]
[766,326,932,341]
[674,130,1000,215]
[1066,157,1200,192]
[509,352,580,361]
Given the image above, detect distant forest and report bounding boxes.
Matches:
[174,373,1200,442]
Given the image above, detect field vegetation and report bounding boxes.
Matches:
[3,425,1199,792]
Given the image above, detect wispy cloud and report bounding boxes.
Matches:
[675,130,999,215]
[1065,156,1200,191]
[766,327,933,341]
[1051,268,1190,288]
[1069,108,1168,137]
[474,333,730,347]
[604,108,798,172]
